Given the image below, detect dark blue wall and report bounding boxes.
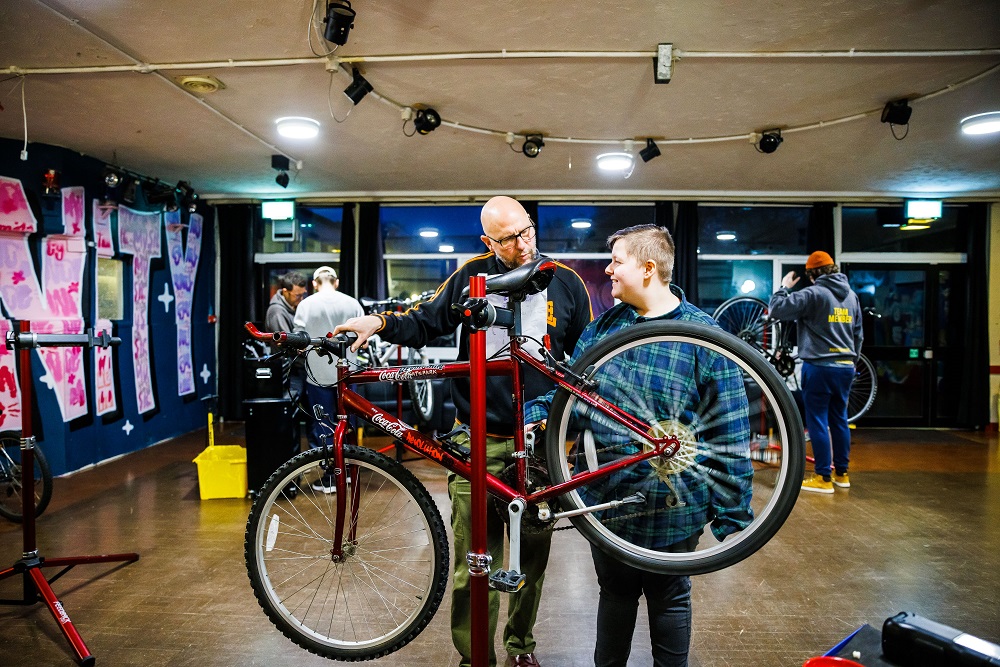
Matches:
[1,138,216,476]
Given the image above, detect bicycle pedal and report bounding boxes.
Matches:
[488,569,526,593]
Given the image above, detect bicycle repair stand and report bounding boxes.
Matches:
[0,322,139,666]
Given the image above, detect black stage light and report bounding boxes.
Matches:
[121,177,138,205]
[639,138,661,163]
[271,154,291,171]
[176,181,198,212]
[344,67,373,105]
[323,0,356,45]
[757,129,783,154]
[275,171,290,188]
[522,135,544,158]
[414,107,442,135]
[881,99,912,126]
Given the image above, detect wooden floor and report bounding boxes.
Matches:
[1,425,998,667]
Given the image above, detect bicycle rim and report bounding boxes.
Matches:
[848,354,877,423]
[545,321,804,575]
[0,435,52,522]
[245,446,449,661]
[406,348,435,424]
[712,296,777,354]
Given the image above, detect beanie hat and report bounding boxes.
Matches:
[313,266,337,280]
[805,251,834,270]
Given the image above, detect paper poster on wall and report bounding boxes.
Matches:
[165,210,202,396]
[0,182,89,422]
[95,317,116,415]
[0,320,21,431]
[118,206,162,414]
[92,199,115,257]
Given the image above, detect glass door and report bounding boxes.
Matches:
[844,264,965,426]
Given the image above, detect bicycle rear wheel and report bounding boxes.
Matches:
[712,296,777,353]
[0,433,53,522]
[847,354,877,423]
[407,347,435,426]
[245,445,449,661]
[544,321,804,575]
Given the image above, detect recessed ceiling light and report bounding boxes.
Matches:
[960,111,1000,135]
[571,219,592,229]
[596,152,634,171]
[275,116,320,139]
[419,229,439,238]
[740,280,756,294]
[438,244,454,253]
[716,231,736,241]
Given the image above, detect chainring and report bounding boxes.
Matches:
[492,457,560,534]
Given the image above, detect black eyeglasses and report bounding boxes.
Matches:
[486,221,536,250]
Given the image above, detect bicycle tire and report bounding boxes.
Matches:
[712,296,778,354]
[245,445,450,661]
[544,320,804,575]
[406,347,436,426]
[848,354,877,423]
[0,433,53,522]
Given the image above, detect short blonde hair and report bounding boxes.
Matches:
[607,224,675,285]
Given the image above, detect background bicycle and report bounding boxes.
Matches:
[242,260,804,662]
[0,431,53,523]
[712,296,877,424]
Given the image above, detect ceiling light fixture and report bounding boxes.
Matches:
[639,138,661,163]
[438,244,454,253]
[756,129,783,154]
[419,229,439,238]
[716,231,737,241]
[522,135,544,158]
[275,116,320,139]
[413,107,441,135]
[960,111,1000,135]
[343,67,372,105]
[596,152,634,172]
[570,219,592,229]
[323,0,356,45]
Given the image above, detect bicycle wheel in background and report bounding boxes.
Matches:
[0,432,53,522]
[407,347,436,426]
[545,320,804,576]
[712,296,777,353]
[245,445,449,661]
[848,354,877,423]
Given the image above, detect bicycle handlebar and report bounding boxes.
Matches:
[243,322,359,352]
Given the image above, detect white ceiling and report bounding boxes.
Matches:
[2,0,999,202]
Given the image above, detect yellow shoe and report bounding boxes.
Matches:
[801,474,834,494]
[833,473,851,488]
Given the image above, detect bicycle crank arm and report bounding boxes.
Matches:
[550,492,646,521]
[489,498,527,594]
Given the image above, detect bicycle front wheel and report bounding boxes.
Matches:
[545,321,804,575]
[406,347,436,426]
[245,445,449,661]
[848,354,877,423]
[0,433,53,522]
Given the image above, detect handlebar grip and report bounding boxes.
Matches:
[273,331,311,348]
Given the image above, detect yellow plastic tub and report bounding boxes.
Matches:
[193,444,248,500]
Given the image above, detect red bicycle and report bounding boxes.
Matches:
[243,258,804,661]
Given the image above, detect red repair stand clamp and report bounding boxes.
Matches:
[465,275,491,667]
[0,321,139,666]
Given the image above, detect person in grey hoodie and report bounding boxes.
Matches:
[769,251,863,494]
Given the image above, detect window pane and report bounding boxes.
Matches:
[847,269,924,347]
[382,205,483,254]
[97,258,124,320]
[697,259,774,315]
[841,206,962,252]
[699,206,809,255]
[260,205,344,254]
[386,259,458,301]
[556,258,614,317]
[537,205,655,253]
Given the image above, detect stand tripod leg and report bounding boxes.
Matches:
[27,566,95,667]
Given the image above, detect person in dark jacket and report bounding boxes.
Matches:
[265,271,308,334]
[769,251,863,494]
[335,196,592,667]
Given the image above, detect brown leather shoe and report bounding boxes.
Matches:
[506,654,540,667]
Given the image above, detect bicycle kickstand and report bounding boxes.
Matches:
[489,498,527,593]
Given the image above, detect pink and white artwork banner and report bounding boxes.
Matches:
[92,200,115,257]
[95,317,116,415]
[165,210,202,396]
[0,176,37,233]
[0,319,21,431]
[118,206,162,414]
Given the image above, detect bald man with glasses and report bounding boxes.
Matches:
[336,196,593,667]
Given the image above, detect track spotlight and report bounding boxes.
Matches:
[413,107,441,135]
[121,177,138,205]
[756,129,783,154]
[323,0,356,45]
[275,171,290,188]
[881,99,912,126]
[272,155,291,188]
[522,135,544,158]
[343,67,372,105]
[145,182,180,212]
[639,138,661,163]
[175,181,198,212]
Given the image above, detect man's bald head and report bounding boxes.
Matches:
[480,196,538,268]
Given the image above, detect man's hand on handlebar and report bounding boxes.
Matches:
[333,315,383,353]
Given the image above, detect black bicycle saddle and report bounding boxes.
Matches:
[461,257,557,302]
